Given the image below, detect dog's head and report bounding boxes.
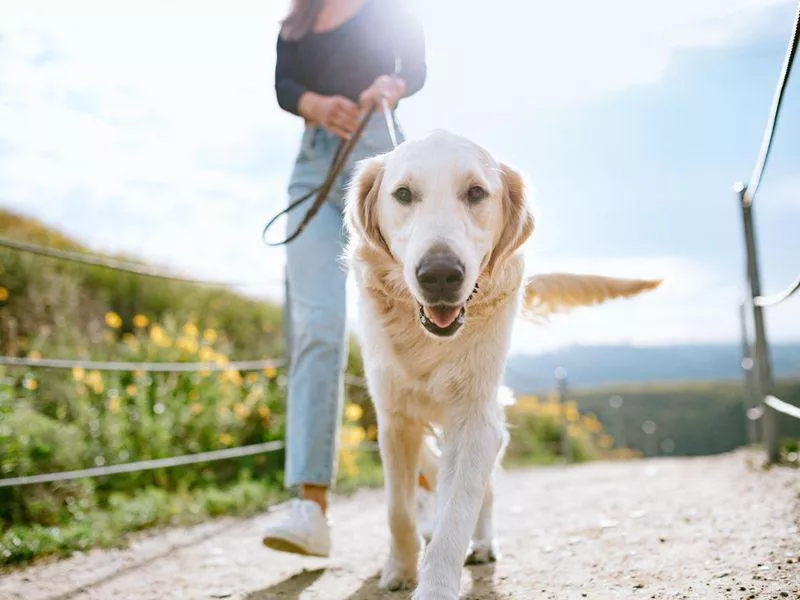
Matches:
[345,130,534,339]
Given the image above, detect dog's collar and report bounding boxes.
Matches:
[466,282,480,304]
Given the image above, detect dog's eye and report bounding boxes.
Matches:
[466,185,487,204]
[393,186,413,205]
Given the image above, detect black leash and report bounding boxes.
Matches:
[262,103,379,247]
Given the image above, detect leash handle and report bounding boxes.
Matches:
[262,104,377,247]
[381,96,399,149]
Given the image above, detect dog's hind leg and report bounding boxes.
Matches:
[378,413,424,592]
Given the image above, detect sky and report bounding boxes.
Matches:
[1,0,798,355]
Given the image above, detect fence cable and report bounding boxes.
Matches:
[0,355,283,373]
[743,0,800,207]
[754,275,800,307]
[765,394,800,420]
[0,354,369,388]
[0,237,281,288]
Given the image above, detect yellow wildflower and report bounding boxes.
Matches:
[72,366,86,381]
[23,377,38,391]
[199,346,216,363]
[123,333,139,349]
[258,405,270,419]
[203,328,217,343]
[234,403,250,420]
[341,425,365,448]
[190,402,204,415]
[246,387,264,404]
[108,396,121,414]
[264,366,278,380]
[149,324,172,348]
[246,372,258,385]
[582,415,603,434]
[104,311,122,329]
[214,353,229,367]
[27,350,42,360]
[126,384,137,396]
[176,336,198,354]
[344,403,363,422]
[338,449,359,478]
[86,370,104,394]
[132,314,149,328]
[565,406,580,423]
[0,286,8,302]
[133,369,145,378]
[219,433,233,446]
[221,369,242,386]
[599,434,614,449]
[183,322,199,338]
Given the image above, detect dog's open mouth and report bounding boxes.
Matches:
[418,304,466,337]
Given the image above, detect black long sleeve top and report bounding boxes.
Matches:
[275,0,427,116]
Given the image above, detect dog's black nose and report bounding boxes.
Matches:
[416,250,465,302]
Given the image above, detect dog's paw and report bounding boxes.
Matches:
[412,586,457,600]
[380,561,417,592]
[464,539,500,565]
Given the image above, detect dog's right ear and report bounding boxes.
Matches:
[345,154,391,256]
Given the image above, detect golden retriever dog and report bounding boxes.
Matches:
[343,129,660,600]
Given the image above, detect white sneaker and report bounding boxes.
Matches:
[262,498,332,557]
[416,486,437,543]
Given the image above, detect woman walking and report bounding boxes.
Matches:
[262,0,428,557]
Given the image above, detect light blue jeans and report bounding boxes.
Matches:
[283,112,403,489]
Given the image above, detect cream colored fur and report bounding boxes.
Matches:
[344,130,660,600]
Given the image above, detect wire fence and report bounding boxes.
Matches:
[736,0,800,464]
[0,440,381,489]
[0,355,283,373]
[0,236,282,288]
[0,224,369,488]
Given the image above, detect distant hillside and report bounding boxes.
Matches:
[504,343,800,392]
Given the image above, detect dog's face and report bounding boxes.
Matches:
[346,130,534,339]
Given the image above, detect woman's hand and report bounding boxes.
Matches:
[359,75,407,111]
[299,92,361,139]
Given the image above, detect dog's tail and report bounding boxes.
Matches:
[522,273,662,320]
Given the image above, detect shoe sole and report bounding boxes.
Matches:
[262,536,329,558]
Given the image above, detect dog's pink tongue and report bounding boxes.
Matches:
[425,306,461,328]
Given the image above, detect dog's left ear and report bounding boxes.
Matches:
[486,163,535,275]
[345,154,392,256]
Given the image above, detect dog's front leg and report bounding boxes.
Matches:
[414,406,505,600]
[378,412,424,592]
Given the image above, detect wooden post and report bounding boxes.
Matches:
[555,367,572,463]
[736,182,778,463]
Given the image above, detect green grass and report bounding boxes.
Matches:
[0,477,289,567]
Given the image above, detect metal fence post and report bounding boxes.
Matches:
[738,302,759,445]
[736,182,778,462]
[555,367,572,462]
[609,395,626,449]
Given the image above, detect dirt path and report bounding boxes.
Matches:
[2,451,798,600]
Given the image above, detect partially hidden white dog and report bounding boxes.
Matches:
[343,129,660,600]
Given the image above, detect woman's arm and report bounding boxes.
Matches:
[275,36,307,116]
[275,35,359,137]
